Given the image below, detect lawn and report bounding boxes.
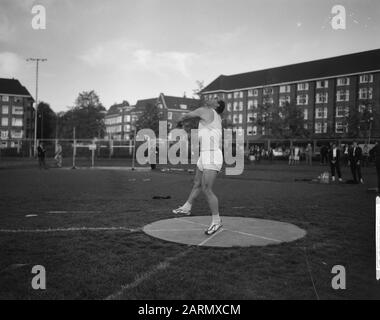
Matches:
[0,160,379,300]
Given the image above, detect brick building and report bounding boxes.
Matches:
[0,78,34,149]
[201,49,380,143]
[105,94,200,140]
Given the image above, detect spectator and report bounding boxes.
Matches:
[294,145,300,165]
[289,146,295,165]
[320,144,328,165]
[370,141,380,193]
[343,144,350,167]
[37,142,48,169]
[348,141,363,184]
[305,143,313,166]
[329,142,342,182]
[363,144,370,167]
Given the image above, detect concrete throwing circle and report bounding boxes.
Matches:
[143,216,306,247]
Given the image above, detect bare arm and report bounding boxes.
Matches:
[180,107,207,122]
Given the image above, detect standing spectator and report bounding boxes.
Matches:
[362,144,370,167]
[320,144,328,165]
[294,145,300,165]
[349,141,363,184]
[37,142,47,169]
[370,141,380,193]
[305,143,313,166]
[289,146,295,165]
[343,144,350,167]
[268,147,274,163]
[54,143,63,168]
[329,142,342,182]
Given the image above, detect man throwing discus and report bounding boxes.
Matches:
[172,98,225,236]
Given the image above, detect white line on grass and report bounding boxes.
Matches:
[104,249,191,300]
[198,229,224,246]
[46,211,101,214]
[0,227,140,233]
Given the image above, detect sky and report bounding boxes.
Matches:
[1,0,380,112]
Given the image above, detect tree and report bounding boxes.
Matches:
[193,80,205,102]
[251,102,309,139]
[346,102,379,139]
[36,102,56,139]
[135,103,161,136]
[57,91,106,139]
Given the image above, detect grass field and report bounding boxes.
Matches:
[0,159,379,300]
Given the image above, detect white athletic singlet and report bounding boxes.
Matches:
[198,109,222,152]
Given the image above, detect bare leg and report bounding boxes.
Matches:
[186,168,203,205]
[201,170,220,219]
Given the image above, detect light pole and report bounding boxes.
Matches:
[27,58,47,156]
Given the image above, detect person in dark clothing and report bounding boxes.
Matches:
[370,141,380,192]
[348,141,363,184]
[320,145,328,165]
[37,142,47,169]
[329,142,342,182]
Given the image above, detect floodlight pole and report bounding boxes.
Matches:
[27,58,47,156]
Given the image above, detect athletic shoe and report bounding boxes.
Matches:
[172,207,191,215]
[205,222,223,236]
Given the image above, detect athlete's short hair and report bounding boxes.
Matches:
[215,100,225,114]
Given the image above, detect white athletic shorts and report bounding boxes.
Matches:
[197,149,223,172]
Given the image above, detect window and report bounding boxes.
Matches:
[297,94,309,105]
[1,117,8,126]
[359,87,373,100]
[279,95,291,107]
[280,85,291,93]
[247,100,254,110]
[336,90,349,102]
[233,102,239,111]
[337,77,350,86]
[234,91,242,99]
[316,80,328,89]
[14,96,22,104]
[247,126,257,136]
[315,122,327,134]
[238,102,244,111]
[227,103,232,112]
[11,130,23,139]
[335,122,346,134]
[263,97,273,105]
[304,123,309,130]
[180,104,187,110]
[227,93,232,99]
[316,92,328,103]
[303,109,308,120]
[124,124,131,132]
[157,103,163,109]
[336,106,349,118]
[358,104,372,113]
[315,107,328,119]
[1,130,8,139]
[1,95,9,102]
[1,106,8,114]
[263,87,273,95]
[124,115,131,122]
[12,106,23,115]
[167,112,172,120]
[12,118,23,127]
[238,114,243,124]
[359,74,373,83]
[248,89,258,97]
[297,83,309,91]
[247,113,256,122]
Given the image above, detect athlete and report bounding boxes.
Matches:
[172,98,225,235]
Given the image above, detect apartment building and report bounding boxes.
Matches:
[0,78,34,149]
[201,49,380,141]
